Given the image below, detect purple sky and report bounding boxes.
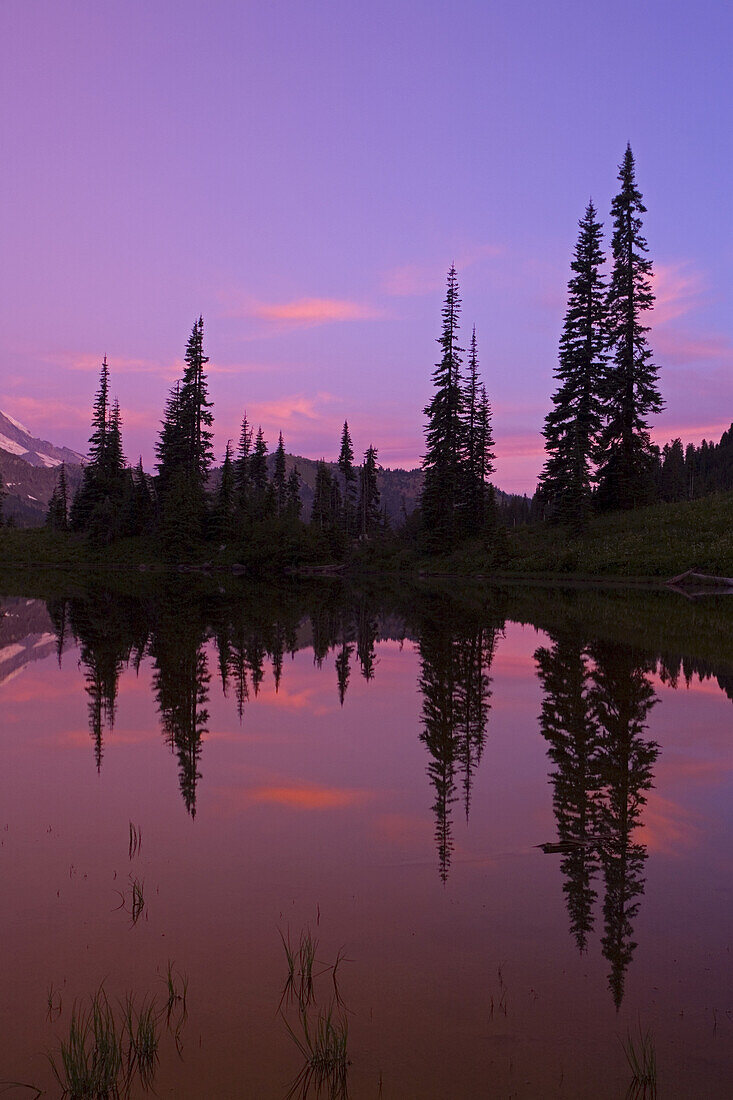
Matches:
[2,0,731,493]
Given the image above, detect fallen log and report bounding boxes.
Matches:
[667,569,733,588]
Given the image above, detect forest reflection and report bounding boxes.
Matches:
[535,634,659,1007]
[21,581,731,1008]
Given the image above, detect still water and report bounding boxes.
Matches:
[0,581,731,1098]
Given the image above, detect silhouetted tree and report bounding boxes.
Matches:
[538,201,607,529]
[235,412,253,512]
[596,147,663,511]
[358,445,381,537]
[338,421,357,533]
[421,265,465,551]
[590,641,659,1008]
[273,432,288,516]
[286,465,303,519]
[46,463,70,531]
[535,634,603,952]
[214,441,236,540]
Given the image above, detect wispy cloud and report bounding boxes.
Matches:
[40,350,270,380]
[651,261,705,325]
[653,329,733,368]
[249,782,372,811]
[228,296,383,328]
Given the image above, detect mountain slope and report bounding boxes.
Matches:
[0,409,85,526]
[0,410,85,468]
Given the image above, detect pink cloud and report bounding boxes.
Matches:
[638,791,698,855]
[653,329,733,368]
[249,782,372,811]
[650,262,705,325]
[241,297,382,327]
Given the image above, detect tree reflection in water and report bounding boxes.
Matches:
[40,581,731,1007]
[536,634,659,1006]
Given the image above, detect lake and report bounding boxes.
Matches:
[1,579,731,1098]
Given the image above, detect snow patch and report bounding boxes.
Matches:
[35,452,61,468]
[0,644,26,663]
[0,433,30,456]
[0,411,31,436]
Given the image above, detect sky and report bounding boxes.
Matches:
[2,0,731,494]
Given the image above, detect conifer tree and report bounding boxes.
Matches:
[272,432,287,516]
[476,385,496,517]
[71,358,127,537]
[421,265,465,550]
[311,460,334,531]
[214,441,235,540]
[286,466,302,519]
[596,147,663,511]
[46,463,69,531]
[538,201,607,528]
[0,475,6,527]
[358,445,380,536]
[106,398,126,488]
[338,420,357,532]
[249,427,270,518]
[88,355,110,469]
[180,316,214,484]
[235,413,252,510]
[155,381,185,496]
[131,457,154,534]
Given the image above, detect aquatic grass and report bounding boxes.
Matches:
[284,1003,350,1100]
[621,1026,657,1099]
[162,960,189,1054]
[128,822,142,861]
[114,875,145,927]
[48,988,124,1099]
[121,994,159,1090]
[47,982,62,1021]
[279,928,319,1012]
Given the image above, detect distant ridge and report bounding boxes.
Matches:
[0,409,85,525]
[0,409,85,469]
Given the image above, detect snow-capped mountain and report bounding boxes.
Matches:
[0,408,85,525]
[0,409,85,468]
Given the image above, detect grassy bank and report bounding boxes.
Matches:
[2,491,732,582]
[420,491,733,579]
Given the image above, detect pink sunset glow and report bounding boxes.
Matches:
[2,1,731,493]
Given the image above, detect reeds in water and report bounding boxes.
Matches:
[128,822,142,861]
[621,1026,657,1099]
[48,988,123,1099]
[284,1003,349,1100]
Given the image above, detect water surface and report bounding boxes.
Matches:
[1,581,731,1098]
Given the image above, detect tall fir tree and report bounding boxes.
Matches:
[421,265,465,551]
[249,427,270,518]
[71,358,127,537]
[46,463,70,531]
[596,146,663,511]
[214,441,236,540]
[462,326,496,535]
[476,384,496,530]
[155,381,185,495]
[286,465,302,519]
[311,460,335,531]
[338,420,357,532]
[180,316,214,484]
[538,201,607,528]
[358,445,381,536]
[272,432,287,516]
[234,412,253,512]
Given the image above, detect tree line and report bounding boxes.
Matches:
[6,142,724,552]
[44,320,384,558]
